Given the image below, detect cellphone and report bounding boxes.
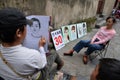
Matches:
[94,38,99,42]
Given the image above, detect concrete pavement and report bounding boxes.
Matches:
[57,20,120,80]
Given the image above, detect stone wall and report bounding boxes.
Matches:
[46,0,99,28]
[0,0,99,28]
[103,0,116,16]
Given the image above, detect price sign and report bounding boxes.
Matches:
[51,29,65,50]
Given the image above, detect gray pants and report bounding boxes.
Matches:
[44,49,63,80]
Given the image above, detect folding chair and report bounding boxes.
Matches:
[89,40,110,61]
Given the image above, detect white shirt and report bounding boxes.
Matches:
[0,44,47,80]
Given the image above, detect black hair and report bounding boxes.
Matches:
[30,18,41,29]
[83,23,85,28]
[71,26,75,30]
[97,58,120,80]
[0,77,4,80]
[64,27,68,31]
[0,7,27,43]
[106,16,116,23]
[0,25,25,43]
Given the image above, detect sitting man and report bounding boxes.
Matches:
[90,58,120,80]
[22,21,64,79]
[0,7,47,80]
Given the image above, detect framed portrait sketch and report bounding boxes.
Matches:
[82,22,87,36]
[61,26,70,44]
[69,24,77,41]
[22,15,50,52]
[76,23,84,38]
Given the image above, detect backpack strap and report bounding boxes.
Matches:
[0,51,41,80]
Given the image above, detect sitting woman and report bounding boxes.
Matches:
[64,16,116,64]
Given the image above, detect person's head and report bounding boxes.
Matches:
[83,23,85,28]
[71,26,75,31]
[91,58,120,80]
[106,16,116,28]
[64,27,69,33]
[30,18,41,32]
[0,7,28,43]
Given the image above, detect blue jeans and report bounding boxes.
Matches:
[73,40,105,55]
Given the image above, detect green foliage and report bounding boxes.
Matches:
[80,17,96,25]
[87,26,92,32]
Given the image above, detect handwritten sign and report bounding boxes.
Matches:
[51,29,65,50]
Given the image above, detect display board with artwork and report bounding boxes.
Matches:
[61,26,70,44]
[76,23,84,38]
[82,22,87,35]
[69,24,77,41]
[76,22,87,39]
[22,15,50,52]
